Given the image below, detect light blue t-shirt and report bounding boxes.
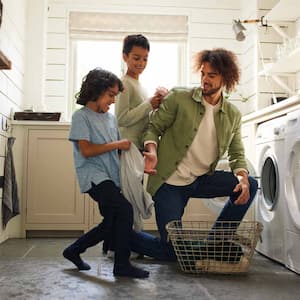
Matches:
[69,106,120,193]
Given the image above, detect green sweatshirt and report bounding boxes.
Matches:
[115,75,152,149]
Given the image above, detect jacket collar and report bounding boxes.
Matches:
[192,87,228,113]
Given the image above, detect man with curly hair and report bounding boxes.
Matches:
[130,48,258,261]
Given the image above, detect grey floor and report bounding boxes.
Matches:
[0,238,299,300]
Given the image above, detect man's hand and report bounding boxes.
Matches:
[143,147,157,175]
[233,177,250,205]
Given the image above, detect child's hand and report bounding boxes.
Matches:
[155,86,168,98]
[150,86,168,109]
[117,139,131,150]
[150,95,162,109]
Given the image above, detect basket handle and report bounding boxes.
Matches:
[167,233,170,243]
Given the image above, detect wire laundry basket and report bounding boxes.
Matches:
[166,220,263,274]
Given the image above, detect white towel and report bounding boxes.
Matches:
[120,144,154,232]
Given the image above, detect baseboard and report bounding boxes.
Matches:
[26,230,84,238]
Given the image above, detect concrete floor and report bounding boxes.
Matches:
[0,238,299,300]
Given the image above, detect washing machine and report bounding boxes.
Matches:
[255,116,286,264]
[284,110,300,274]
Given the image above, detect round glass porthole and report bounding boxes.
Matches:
[261,156,279,210]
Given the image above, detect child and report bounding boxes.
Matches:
[63,68,149,279]
[115,34,168,150]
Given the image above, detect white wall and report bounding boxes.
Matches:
[237,0,259,115]
[0,0,260,241]
[0,0,27,242]
[24,0,48,112]
[44,0,251,120]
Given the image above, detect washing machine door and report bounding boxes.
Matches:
[259,148,279,212]
[285,142,300,229]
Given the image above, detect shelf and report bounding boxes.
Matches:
[259,0,300,103]
[261,46,300,74]
[0,50,12,69]
[266,0,299,22]
[260,0,300,76]
[242,93,300,124]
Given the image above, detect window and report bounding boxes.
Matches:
[71,40,123,114]
[70,39,186,115]
[68,12,188,118]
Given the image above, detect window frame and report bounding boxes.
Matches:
[68,36,187,119]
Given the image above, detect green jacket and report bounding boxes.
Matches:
[143,87,248,196]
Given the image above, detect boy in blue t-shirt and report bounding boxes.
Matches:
[63,68,149,279]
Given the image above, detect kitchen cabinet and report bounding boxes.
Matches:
[12,123,94,234]
[25,129,87,227]
[13,122,95,231]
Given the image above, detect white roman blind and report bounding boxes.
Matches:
[69,12,188,40]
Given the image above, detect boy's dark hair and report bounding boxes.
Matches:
[193,48,240,93]
[76,68,124,105]
[122,34,150,55]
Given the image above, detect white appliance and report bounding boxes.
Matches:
[255,116,286,264]
[284,110,300,274]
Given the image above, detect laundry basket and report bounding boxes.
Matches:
[166,220,263,274]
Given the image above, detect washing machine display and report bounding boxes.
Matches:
[284,110,300,274]
[255,116,286,264]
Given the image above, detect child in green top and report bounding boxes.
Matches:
[115,34,168,150]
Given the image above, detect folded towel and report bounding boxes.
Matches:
[2,137,20,229]
[120,143,154,232]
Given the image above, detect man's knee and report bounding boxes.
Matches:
[248,176,258,194]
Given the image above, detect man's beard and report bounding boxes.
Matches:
[202,84,222,96]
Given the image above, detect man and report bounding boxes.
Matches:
[130,48,258,261]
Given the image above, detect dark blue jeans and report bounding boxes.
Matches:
[131,171,258,261]
[68,180,133,265]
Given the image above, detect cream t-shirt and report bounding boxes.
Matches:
[166,99,221,186]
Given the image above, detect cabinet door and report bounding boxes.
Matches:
[26,129,85,224]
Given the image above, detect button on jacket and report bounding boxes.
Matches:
[143,87,248,196]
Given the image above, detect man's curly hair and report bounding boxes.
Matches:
[193,48,240,93]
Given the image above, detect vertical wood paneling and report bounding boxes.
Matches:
[45,0,251,118]
[0,0,26,242]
